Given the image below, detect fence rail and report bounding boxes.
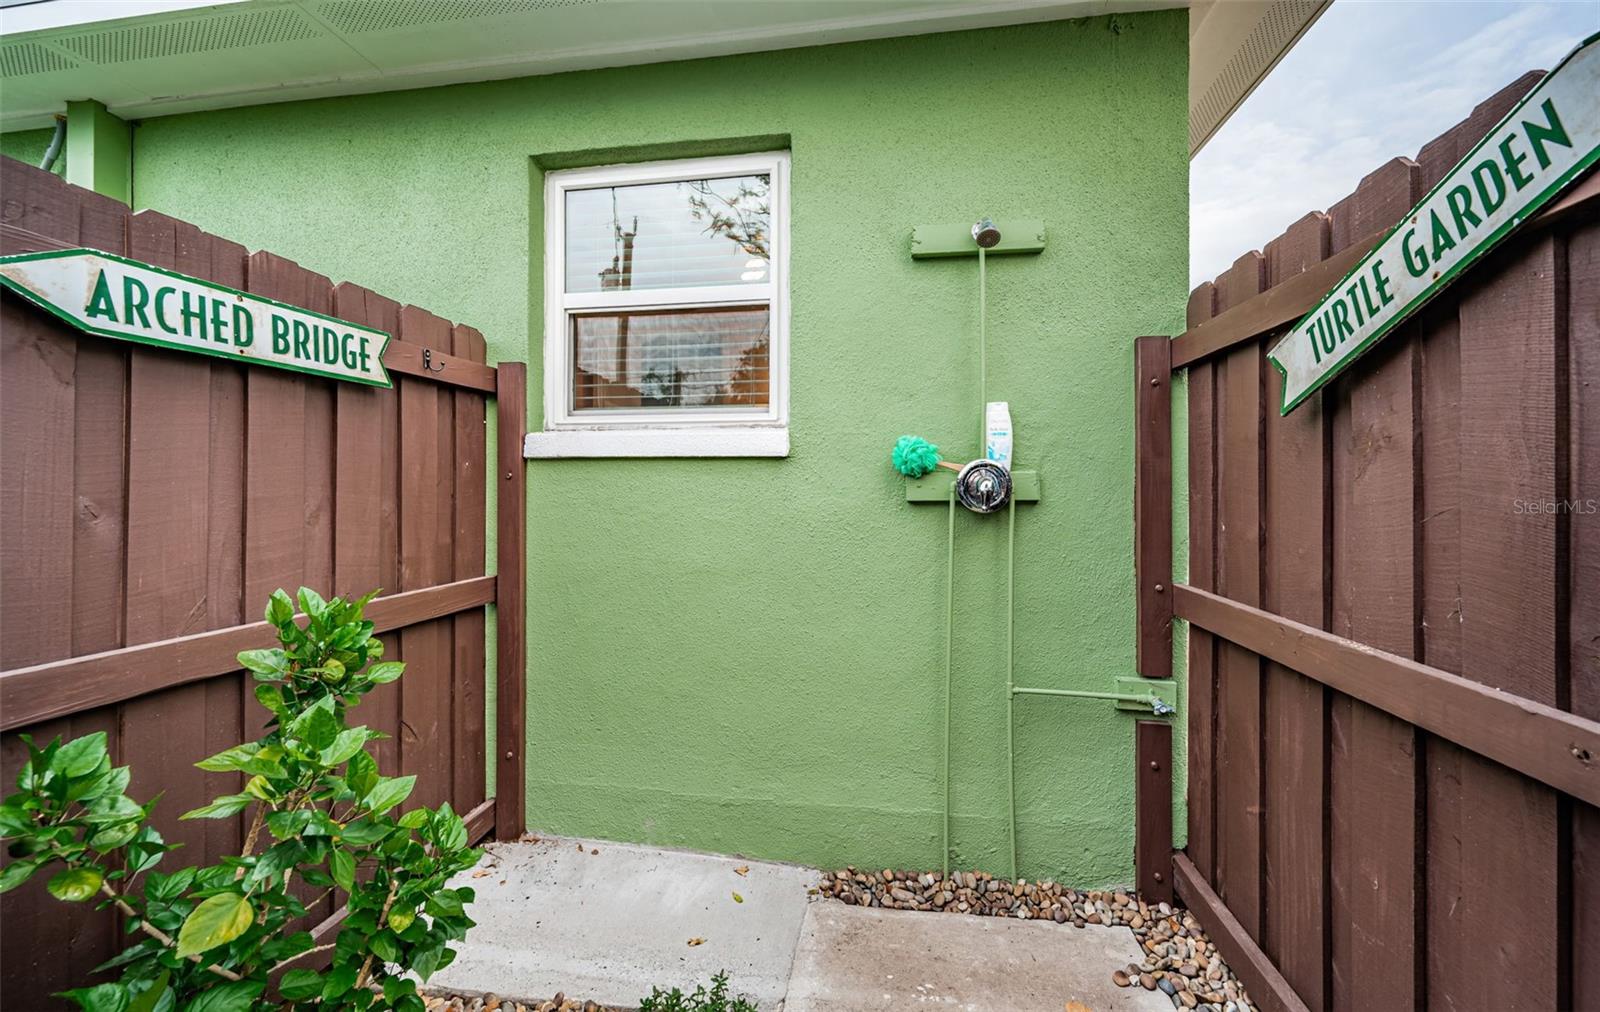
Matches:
[0,155,526,1009]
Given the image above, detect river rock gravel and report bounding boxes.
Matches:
[813,867,1257,1012]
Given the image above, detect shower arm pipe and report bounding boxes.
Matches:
[1011,684,1177,715]
[978,245,987,452]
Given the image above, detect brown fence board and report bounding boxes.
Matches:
[1439,236,1563,1011]
[1259,208,1330,1012]
[1185,282,1219,882]
[1212,253,1265,942]
[397,305,457,814]
[0,156,513,1009]
[1570,220,1600,1012]
[452,323,489,817]
[1327,163,1423,1012]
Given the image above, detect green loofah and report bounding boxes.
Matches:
[892,435,943,478]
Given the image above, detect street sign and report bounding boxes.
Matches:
[1269,31,1600,415]
[0,248,392,388]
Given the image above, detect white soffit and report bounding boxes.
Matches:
[1,0,1321,152]
[1189,0,1330,155]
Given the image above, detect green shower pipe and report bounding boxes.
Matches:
[941,484,956,879]
[1005,494,1017,880]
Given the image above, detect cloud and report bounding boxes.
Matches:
[1188,1,1590,289]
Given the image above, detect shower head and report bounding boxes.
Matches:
[971,218,1001,249]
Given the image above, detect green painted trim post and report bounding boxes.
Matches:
[65,100,131,206]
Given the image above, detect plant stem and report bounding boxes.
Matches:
[354,878,399,990]
[97,882,244,982]
[269,943,335,974]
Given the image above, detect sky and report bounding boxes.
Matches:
[1190,1,1594,288]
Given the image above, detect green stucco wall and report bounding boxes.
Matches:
[2,126,64,176]
[6,13,1188,885]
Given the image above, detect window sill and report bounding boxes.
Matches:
[522,427,789,459]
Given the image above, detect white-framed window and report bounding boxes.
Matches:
[528,151,790,458]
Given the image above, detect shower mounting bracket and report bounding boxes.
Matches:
[910,219,1047,258]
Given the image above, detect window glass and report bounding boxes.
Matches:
[571,306,771,411]
[564,174,771,293]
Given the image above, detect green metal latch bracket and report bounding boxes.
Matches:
[1011,677,1176,717]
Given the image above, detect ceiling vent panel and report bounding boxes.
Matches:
[315,0,599,36]
[57,6,322,65]
[0,42,77,78]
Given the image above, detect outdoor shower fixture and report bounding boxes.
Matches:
[898,214,1174,881]
[971,217,1002,249]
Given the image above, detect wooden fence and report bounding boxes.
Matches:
[0,157,527,1008]
[1134,71,1600,1011]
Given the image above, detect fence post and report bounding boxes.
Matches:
[1133,335,1174,903]
[494,363,527,841]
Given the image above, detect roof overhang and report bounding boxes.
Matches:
[1,0,1324,156]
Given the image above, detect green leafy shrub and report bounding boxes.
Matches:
[638,972,758,1012]
[0,588,482,1011]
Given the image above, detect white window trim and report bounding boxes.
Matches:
[532,151,790,458]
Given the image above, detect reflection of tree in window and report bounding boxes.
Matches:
[686,174,770,261]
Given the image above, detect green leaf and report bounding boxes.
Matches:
[297,587,328,622]
[0,859,39,893]
[321,727,369,767]
[425,889,465,919]
[59,983,129,1012]
[368,931,400,963]
[346,749,378,798]
[180,793,253,821]
[88,821,141,852]
[144,867,196,903]
[51,733,109,778]
[365,661,405,684]
[48,867,104,902]
[321,963,358,1001]
[236,649,287,677]
[396,808,429,830]
[288,696,338,751]
[383,975,417,1003]
[194,745,257,773]
[387,902,416,933]
[125,970,169,1012]
[338,819,391,847]
[83,795,143,824]
[278,969,323,1001]
[362,775,415,816]
[266,588,295,627]
[267,809,313,841]
[431,804,467,851]
[183,980,264,1012]
[329,848,355,893]
[176,891,254,958]
[254,683,286,716]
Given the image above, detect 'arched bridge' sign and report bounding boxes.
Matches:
[0,248,392,388]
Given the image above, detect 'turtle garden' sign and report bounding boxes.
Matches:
[1269,30,1599,415]
[0,248,392,388]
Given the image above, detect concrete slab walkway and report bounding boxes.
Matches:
[430,837,1173,1011]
